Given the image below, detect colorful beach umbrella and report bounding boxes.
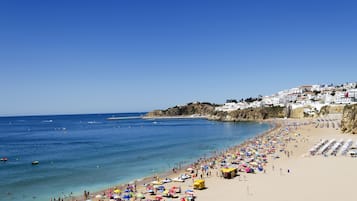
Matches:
[136,193,145,199]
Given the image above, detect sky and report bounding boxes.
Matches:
[1,0,356,116]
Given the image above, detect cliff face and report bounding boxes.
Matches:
[290,107,307,119]
[146,102,286,121]
[318,105,345,117]
[210,106,286,121]
[341,104,357,134]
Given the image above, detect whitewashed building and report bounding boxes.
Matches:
[335,91,352,104]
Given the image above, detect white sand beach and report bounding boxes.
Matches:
[195,120,357,201]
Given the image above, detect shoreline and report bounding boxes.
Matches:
[66,119,280,201]
[67,117,352,201]
[142,115,209,120]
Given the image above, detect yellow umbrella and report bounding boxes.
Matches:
[114,189,121,194]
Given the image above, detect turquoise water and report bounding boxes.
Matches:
[0,113,271,201]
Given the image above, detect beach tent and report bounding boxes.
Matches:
[221,167,238,179]
[193,179,205,190]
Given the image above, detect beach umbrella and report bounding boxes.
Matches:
[95,194,103,199]
[123,193,131,200]
[185,189,194,196]
[136,193,145,199]
[250,162,258,166]
[113,194,120,199]
[171,186,181,193]
[156,195,163,201]
[114,189,121,194]
[156,185,165,191]
[162,190,170,197]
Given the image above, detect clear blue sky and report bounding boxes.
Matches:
[1,0,356,116]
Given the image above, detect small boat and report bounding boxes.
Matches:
[0,157,8,162]
[32,161,39,165]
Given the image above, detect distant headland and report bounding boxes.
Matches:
[146,82,357,133]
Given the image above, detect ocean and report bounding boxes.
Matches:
[0,113,272,201]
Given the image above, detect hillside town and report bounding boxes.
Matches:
[216,82,357,116]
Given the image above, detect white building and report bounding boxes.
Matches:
[215,102,249,112]
[347,89,357,101]
[322,93,335,104]
[335,91,352,104]
[249,101,263,108]
[311,85,322,92]
[262,96,280,106]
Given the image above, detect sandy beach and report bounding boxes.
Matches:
[195,119,357,201]
[70,118,357,201]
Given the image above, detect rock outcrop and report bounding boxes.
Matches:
[146,102,218,117]
[341,104,357,134]
[146,102,286,121]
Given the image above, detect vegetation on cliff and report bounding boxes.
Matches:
[341,104,357,134]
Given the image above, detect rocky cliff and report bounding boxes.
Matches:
[318,105,345,117]
[341,104,357,134]
[210,106,286,121]
[146,102,218,117]
[146,102,286,121]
